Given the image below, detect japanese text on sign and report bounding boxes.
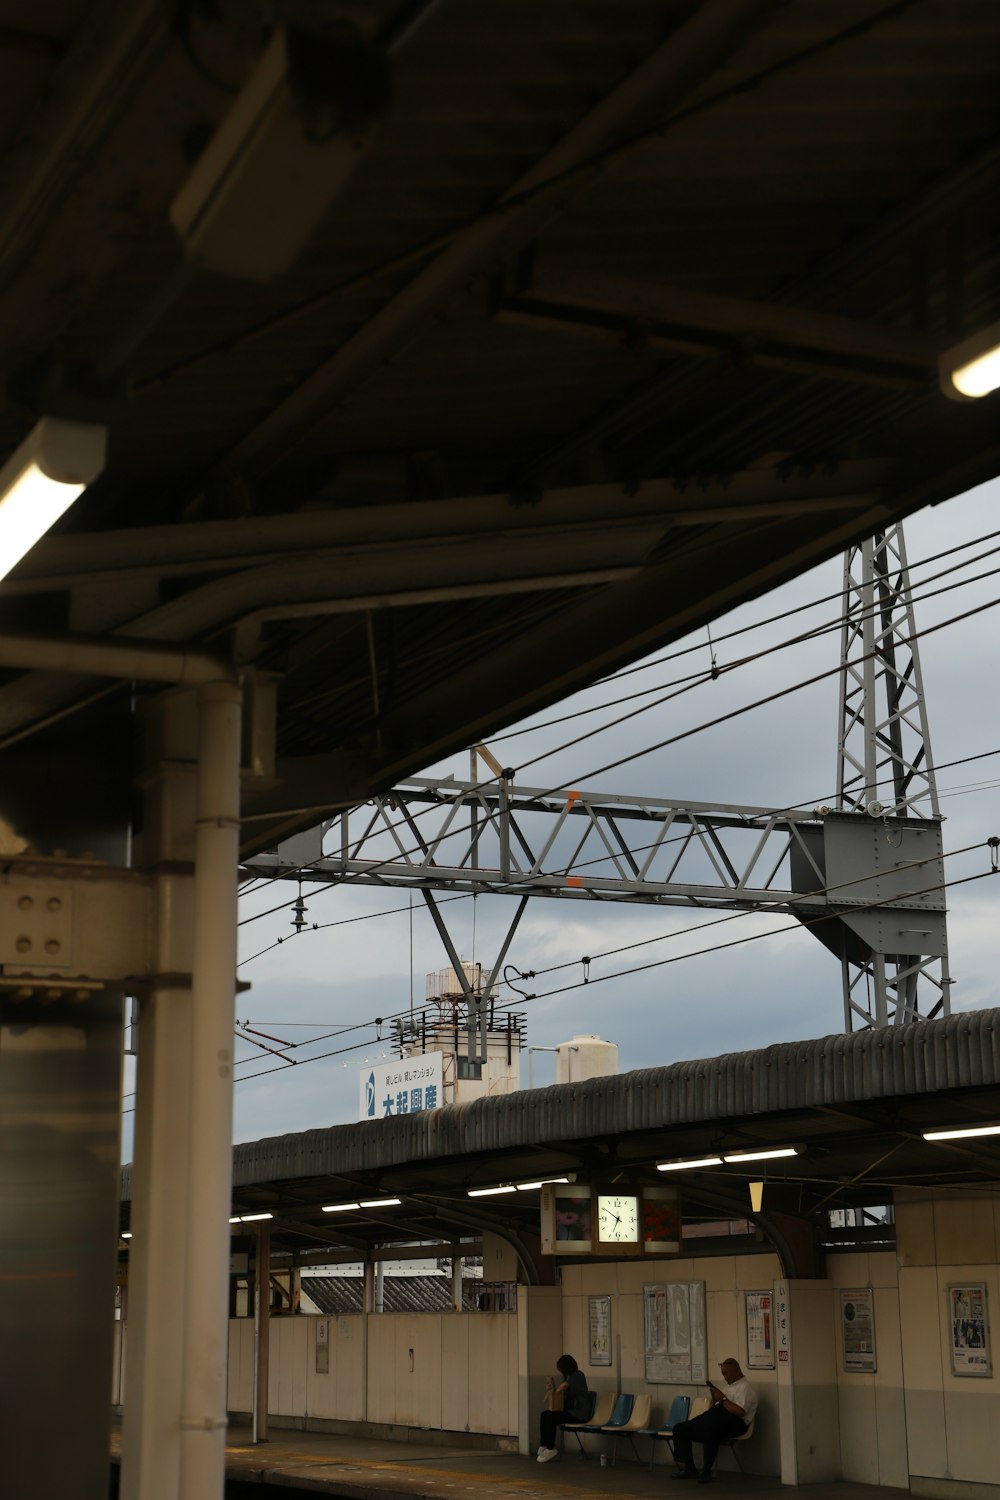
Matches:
[359,1052,444,1120]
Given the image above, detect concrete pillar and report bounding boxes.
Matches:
[121,680,242,1500]
[775,1278,839,1484]
[178,679,243,1499]
[516,1286,563,1455]
[0,985,123,1500]
[253,1223,271,1444]
[121,692,198,1500]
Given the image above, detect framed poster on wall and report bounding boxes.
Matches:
[589,1295,612,1365]
[643,1281,706,1383]
[840,1288,877,1373]
[948,1282,992,1376]
[744,1289,775,1369]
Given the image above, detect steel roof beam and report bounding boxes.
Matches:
[497,273,937,389]
[219,0,784,473]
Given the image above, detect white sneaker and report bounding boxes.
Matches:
[537,1447,560,1463]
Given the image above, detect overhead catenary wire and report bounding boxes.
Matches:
[224,854,997,1090]
[238,531,1000,916]
[234,737,1000,974]
[485,529,1000,744]
[235,585,1000,933]
[231,835,990,1062]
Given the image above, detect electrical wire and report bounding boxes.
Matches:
[224,853,997,1090]
[517,591,1000,788]
[238,530,1000,912]
[234,583,1000,934]
[229,746,1000,1021]
[486,530,1000,743]
[233,836,989,1054]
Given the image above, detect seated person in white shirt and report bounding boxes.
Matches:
[671,1357,758,1484]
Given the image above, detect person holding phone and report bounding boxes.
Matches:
[537,1354,590,1463]
[671,1357,757,1483]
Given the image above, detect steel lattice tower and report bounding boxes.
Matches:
[835,524,951,1028]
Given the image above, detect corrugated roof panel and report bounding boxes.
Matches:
[218,1010,1000,1191]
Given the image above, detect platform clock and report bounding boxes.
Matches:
[540,1184,682,1257]
[597,1193,639,1244]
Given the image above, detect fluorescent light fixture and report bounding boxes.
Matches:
[359,1198,402,1208]
[0,417,106,583]
[923,1123,1000,1141]
[657,1155,723,1172]
[322,1201,361,1213]
[940,319,1000,401]
[516,1177,570,1191]
[468,1185,518,1198]
[121,1231,133,1239]
[170,25,385,281]
[239,1212,274,1222]
[229,1216,242,1224]
[723,1147,799,1163]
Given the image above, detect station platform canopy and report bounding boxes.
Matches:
[0,2,999,847]
[120,1010,1000,1276]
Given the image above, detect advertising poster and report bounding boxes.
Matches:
[840,1288,877,1373]
[540,1182,593,1254]
[745,1290,775,1369]
[643,1281,706,1383]
[949,1283,992,1376]
[589,1295,612,1365]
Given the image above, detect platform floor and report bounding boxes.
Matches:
[110,1422,906,1499]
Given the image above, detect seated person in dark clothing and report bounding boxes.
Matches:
[537,1354,590,1463]
[672,1357,757,1483]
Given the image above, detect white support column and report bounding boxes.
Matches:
[775,1278,839,1484]
[121,693,199,1500]
[516,1286,563,1457]
[252,1223,271,1445]
[178,679,243,1500]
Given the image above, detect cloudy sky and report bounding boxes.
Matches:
[121,480,1000,1158]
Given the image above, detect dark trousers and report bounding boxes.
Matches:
[539,1410,574,1448]
[672,1407,747,1474]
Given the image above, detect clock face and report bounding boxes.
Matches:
[597,1194,639,1242]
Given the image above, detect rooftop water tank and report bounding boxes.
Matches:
[555,1034,619,1085]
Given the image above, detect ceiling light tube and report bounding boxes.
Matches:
[359,1198,402,1208]
[723,1147,799,1163]
[516,1177,569,1191]
[468,1185,518,1197]
[923,1124,1000,1141]
[940,319,1000,400]
[229,1216,242,1224]
[322,1201,361,1213]
[240,1212,274,1222]
[656,1156,723,1171]
[0,417,107,583]
[120,1231,133,1239]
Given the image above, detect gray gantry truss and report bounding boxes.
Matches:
[835,523,950,1028]
[248,526,950,1039]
